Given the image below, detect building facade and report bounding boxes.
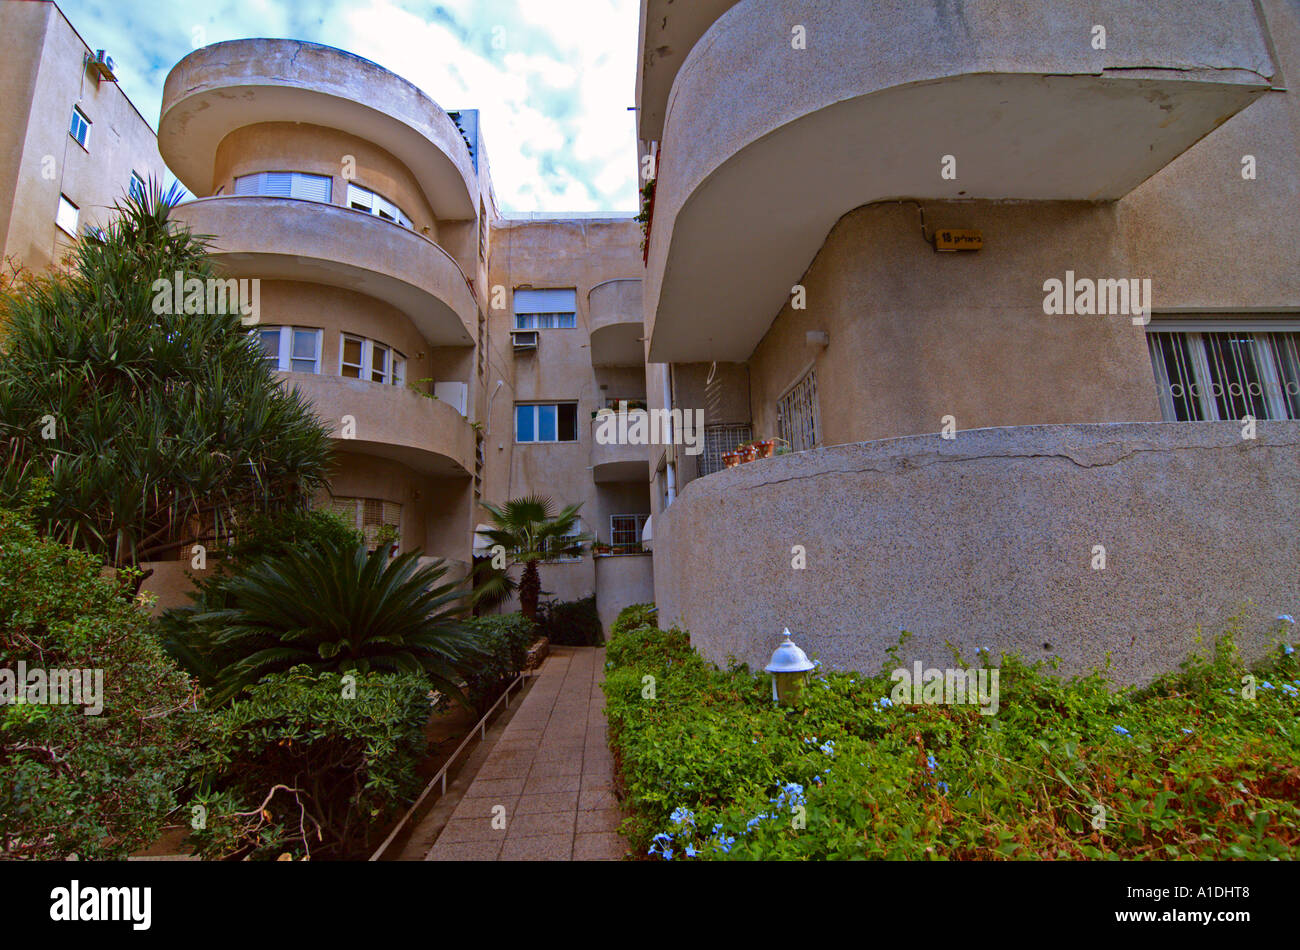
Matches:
[638,0,1300,683]
[0,0,165,274]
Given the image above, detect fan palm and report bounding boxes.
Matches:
[474,496,589,621]
[173,539,482,706]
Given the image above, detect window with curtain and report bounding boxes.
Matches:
[234,171,332,203]
[514,288,577,329]
[1147,323,1300,422]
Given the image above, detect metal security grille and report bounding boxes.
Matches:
[700,424,753,476]
[1147,328,1300,422]
[777,369,820,451]
[609,514,649,552]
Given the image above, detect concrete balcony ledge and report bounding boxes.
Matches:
[653,421,1300,685]
[590,415,651,482]
[285,373,475,477]
[173,196,475,346]
[646,0,1277,362]
[588,278,644,366]
[160,38,477,219]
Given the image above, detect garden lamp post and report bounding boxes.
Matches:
[765,629,815,706]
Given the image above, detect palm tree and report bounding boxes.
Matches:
[168,539,482,706]
[475,496,589,621]
[0,178,333,573]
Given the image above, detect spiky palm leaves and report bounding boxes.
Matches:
[474,495,589,620]
[0,178,333,567]
[172,540,481,706]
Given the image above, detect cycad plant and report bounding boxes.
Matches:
[0,178,333,571]
[168,539,482,706]
[474,496,589,621]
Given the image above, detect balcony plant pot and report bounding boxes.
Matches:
[722,450,741,469]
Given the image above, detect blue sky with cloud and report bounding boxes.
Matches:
[56,0,640,212]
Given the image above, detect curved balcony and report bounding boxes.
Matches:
[636,0,741,141]
[588,278,644,367]
[590,414,650,483]
[286,373,475,477]
[645,0,1275,363]
[652,421,1300,686]
[160,39,476,219]
[172,196,475,346]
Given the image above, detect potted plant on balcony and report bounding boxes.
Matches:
[592,541,613,556]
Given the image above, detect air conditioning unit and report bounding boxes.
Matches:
[90,50,117,82]
[511,330,539,351]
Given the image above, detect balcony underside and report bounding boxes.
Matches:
[648,72,1270,363]
[592,458,648,484]
[589,321,644,367]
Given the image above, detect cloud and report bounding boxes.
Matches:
[55,0,639,212]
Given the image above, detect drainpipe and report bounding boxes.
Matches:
[662,363,677,505]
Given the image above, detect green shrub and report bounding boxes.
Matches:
[604,620,1300,860]
[188,666,430,860]
[163,540,480,706]
[0,504,205,859]
[454,613,538,714]
[611,603,659,639]
[537,595,603,646]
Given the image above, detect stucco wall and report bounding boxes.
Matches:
[747,200,1162,448]
[654,421,1300,686]
[0,1,165,274]
[595,554,655,633]
[212,122,440,241]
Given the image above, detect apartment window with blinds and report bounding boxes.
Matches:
[609,513,649,553]
[514,288,577,329]
[1147,324,1300,422]
[776,368,820,451]
[55,195,79,236]
[69,106,90,150]
[346,183,413,228]
[700,424,754,476]
[234,171,332,203]
[340,334,406,386]
[515,403,579,443]
[257,326,322,373]
[327,497,402,553]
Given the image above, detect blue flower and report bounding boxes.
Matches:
[820,740,836,756]
[937,781,949,793]
[1285,645,1295,655]
[875,697,892,709]
[1261,681,1275,690]
[684,843,698,858]
[926,754,938,771]
[1279,614,1296,624]
[1181,727,1194,734]
[669,806,695,826]
[1281,684,1298,697]
[1113,725,1130,736]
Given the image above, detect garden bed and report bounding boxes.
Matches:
[602,609,1300,860]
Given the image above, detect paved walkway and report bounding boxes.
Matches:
[426,646,625,861]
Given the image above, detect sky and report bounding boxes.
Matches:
[57,0,641,213]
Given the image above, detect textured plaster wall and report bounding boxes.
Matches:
[654,422,1300,686]
[0,1,164,274]
[212,122,440,242]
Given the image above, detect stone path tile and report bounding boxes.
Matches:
[426,645,627,861]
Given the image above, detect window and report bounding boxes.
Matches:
[256,326,322,374]
[55,195,79,236]
[1147,323,1300,422]
[514,288,577,329]
[515,403,579,443]
[777,368,820,452]
[340,334,406,385]
[69,106,90,149]
[346,183,413,228]
[326,497,402,554]
[542,518,583,562]
[129,172,146,202]
[700,424,754,476]
[234,171,332,203]
[609,513,649,554]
